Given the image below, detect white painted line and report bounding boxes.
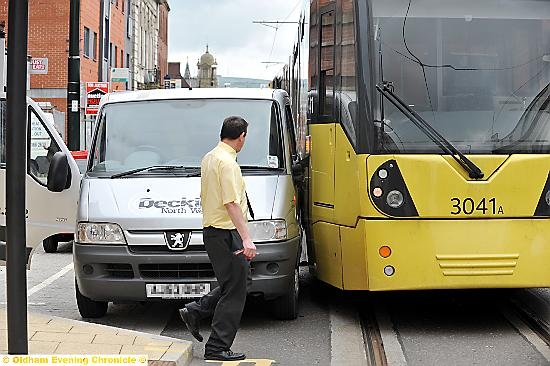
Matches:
[330,303,367,366]
[501,306,550,362]
[375,305,408,366]
[27,262,73,297]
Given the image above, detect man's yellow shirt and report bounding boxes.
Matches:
[201,141,248,229]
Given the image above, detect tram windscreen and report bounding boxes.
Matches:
[372,0,550,154]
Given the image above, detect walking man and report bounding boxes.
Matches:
[179,116,256,361]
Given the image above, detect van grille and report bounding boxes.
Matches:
[139,263,215,279]
[105,263,134,278]
[129,244,205,253]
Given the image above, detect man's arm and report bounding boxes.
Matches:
[224,202,256,260]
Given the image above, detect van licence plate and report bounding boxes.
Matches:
[146,283,210,299]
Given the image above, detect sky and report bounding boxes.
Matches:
[167,0,307,81]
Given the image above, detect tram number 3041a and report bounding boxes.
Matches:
[450,197,504,215]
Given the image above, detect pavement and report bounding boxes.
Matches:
[0,307,193,365]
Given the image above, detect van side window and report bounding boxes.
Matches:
[284,104,297,159]
[0,100,5,166]
[269,103,284,168]
[28,108,61,185]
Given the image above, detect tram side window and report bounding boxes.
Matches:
[309,1,319,118]
[320,10,335,120]
[0,101,5,166]
[338,0,358,147]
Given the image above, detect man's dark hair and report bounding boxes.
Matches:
[220,116,248,140]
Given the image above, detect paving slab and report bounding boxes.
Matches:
[0,307,192,365]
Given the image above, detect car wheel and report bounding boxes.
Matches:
[271,267,299,320]
[42,236,59,253]
[75,278,108,318]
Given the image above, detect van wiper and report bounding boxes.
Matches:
[110,165,199,179]
[377,82,484,179]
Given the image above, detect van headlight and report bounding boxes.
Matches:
[77,222,127,244]
[247,220,287,242]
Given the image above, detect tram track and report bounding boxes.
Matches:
[359,303,388,366]
[507,296,550,346]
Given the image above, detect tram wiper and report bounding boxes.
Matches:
[376,82,484,179]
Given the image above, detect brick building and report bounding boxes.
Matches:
[0,0,170,147]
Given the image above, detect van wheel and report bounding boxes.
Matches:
[271,267,299,320]
[75,279,108,318]
[43,237,58,253]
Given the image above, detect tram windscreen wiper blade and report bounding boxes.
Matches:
[376,83,484,179]
[110,165,195,179]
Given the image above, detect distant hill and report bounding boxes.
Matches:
[218,76,270,88]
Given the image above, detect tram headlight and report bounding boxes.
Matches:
[386,190,404,208]
[378,169,388,179]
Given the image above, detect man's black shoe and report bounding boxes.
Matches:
[204,350,246,361]
[178,308,203,342]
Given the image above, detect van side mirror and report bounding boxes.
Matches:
[291,155,309,185]
[47,152,71,192]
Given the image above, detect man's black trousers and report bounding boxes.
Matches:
[185,227,250,353]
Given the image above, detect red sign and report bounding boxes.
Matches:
[85,82,110,115]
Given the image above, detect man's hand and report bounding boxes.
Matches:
[225,201,257,261]
[242,238,256,260]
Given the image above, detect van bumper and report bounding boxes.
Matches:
[74,235,300,302]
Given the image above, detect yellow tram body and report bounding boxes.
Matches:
[309,123,550,290]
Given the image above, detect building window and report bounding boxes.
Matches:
[114,45,118,66]
[126,53,130,68]
[84,27,90,57]
[120,49,124,68]
[104,18,109,60]
[110,42,113,67]
[126,0,131,39]
[93,32,98,60]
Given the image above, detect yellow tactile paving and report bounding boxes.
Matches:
[133,336,173,347]
[121,345,167,360]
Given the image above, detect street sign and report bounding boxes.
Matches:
[30,57,48,74]
[85,82,109,115]
[111,67,129,82]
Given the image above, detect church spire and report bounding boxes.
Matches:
[184,57,191,80]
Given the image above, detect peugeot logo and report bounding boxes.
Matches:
[164,231,191,251]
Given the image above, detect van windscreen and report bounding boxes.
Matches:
[88,99,284,176]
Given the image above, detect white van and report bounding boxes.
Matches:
[73,88,303,320]
[0,96,81,263]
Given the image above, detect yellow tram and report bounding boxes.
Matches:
[280,0,550,290]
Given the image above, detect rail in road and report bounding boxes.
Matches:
[359,302,387,366]
[507,290,550,347]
